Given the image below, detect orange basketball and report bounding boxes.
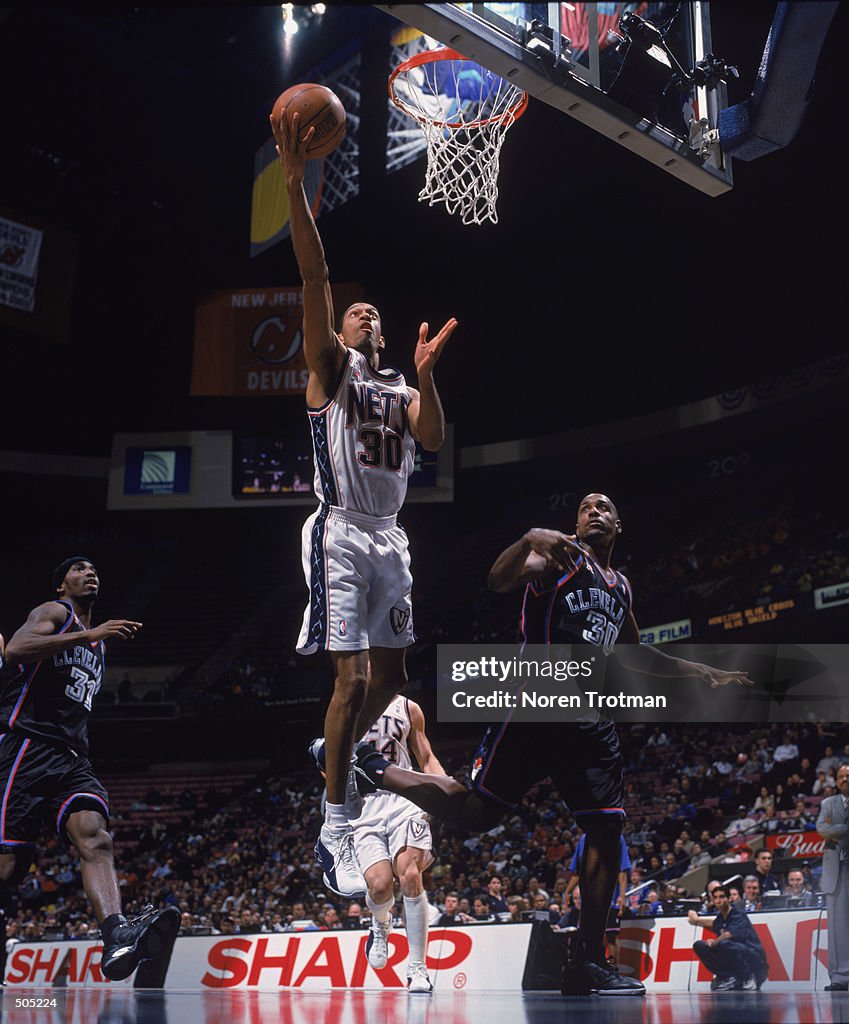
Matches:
[272,83,346,160]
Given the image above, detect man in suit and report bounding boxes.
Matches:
[816,763,849,991]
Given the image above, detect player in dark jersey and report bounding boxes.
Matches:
[0,556,180,982]
[354,493,750,996]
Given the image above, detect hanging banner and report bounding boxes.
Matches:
[0,215,43,313]
[190,282,362,397]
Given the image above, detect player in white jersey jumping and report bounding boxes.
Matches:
[312,696,444,992]
[271,107,456,897]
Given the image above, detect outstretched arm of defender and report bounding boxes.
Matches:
[488,529,585,592]
[5,604,142,664]
[616,611,751,687]
[408,318,456,451]
[270,108,344,392]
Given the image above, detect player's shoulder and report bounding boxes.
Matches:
[28,599,72,622]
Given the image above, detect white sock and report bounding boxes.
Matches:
[403,893,429,963]
[367,894,395,924]
[324,802,348,829]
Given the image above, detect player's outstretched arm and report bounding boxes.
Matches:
[407,701,445,776]
[5,604,142,664]
[270,108,344,395]
[615,611,751,687]
[488,529,584,592]
[408,319,457,451]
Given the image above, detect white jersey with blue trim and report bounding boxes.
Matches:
[307,348,416,518]
[359,694,413,770]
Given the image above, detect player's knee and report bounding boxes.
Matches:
[398,863,422,895]
[369,881,394,904]
[333,672,368,711]
[75,827,114,863]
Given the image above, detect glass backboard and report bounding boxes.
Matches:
[378,2,733,195]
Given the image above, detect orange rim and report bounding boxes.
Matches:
[389,47,528,129]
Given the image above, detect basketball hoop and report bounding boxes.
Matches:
[389,48,527,225]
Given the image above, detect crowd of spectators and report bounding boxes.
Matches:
[4,719,846,947]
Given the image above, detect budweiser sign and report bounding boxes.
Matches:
[766,833,827,858]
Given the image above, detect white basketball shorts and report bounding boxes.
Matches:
[296,504,414,655]
[351,791,434,875]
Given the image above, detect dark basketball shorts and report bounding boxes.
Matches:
[606,907,621,933]
[0,731,110,852]
[468,717,625,818]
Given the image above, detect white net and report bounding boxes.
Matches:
[390,50,527,225]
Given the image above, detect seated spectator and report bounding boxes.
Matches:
[759,805,782,834]
[699,880,722,914]
[438,892,473,926]
[773,734,799,765]
[344,903,364,929]
[472,896,496,923]
[727,807,758,837]
[742,877,763,912]
[690,843,711,868]
[783,800,815,831]
[528,892,558,924]
[688,885,768,991]
[727,883,744,909]
[486,877,509,915]
[753,787,774,814]
[813,770,836,795]
[625,867,650,913]
[783,869,816,906]
[643,889,663,915]
[751,850,781,897]
[287,902,318,931]
[557,888,580,930]
[506,896,527,923]
[816,746,841,776]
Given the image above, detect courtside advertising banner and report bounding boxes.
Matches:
[164,925,528,991]
[0,214,43,313]
[190,283,362,397]
[3,912,835,991]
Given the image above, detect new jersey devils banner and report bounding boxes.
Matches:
[190,283,362,397]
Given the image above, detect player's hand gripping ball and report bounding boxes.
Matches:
[272,83,346,159]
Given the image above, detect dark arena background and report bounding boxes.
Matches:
[0,3,847,1022]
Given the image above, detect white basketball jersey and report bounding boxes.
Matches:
[359,695,413,770]
[307,348,416,517]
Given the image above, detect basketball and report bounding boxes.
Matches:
[272,83,346,160]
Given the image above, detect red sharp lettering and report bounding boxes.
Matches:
[82,945,104,983]
[617,925,655,980]
[293,936,348,987]
[425,929,473,970]
[752,922,789,982]
[30,945,59,981]
[6,947,34,984]
[654,926,703,983]
[247,936,300,987]
[202,937,252,988]
[793,916,829,980]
